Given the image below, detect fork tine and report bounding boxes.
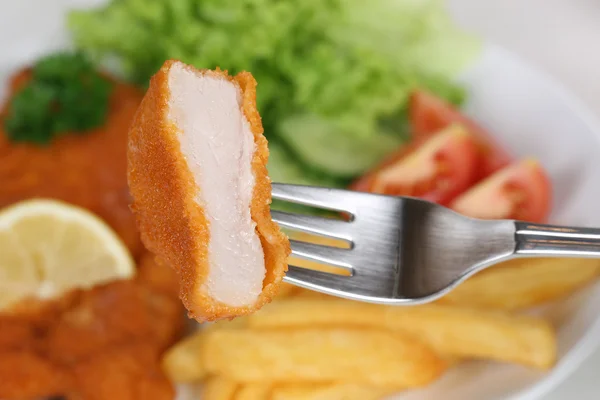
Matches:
[271,210,353,241]
[283,266,354,296]
[271,183,355,213]
[290,239,354,270]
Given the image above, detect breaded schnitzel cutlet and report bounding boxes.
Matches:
[0,253,182,400]
[128,61,290,322]
[0,68,144,257]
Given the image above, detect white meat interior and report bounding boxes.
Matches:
[167,63,265,307]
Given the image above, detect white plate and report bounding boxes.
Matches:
[2,2,600,399]
[388,44,600,400]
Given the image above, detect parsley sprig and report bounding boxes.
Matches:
[4,52,113,145]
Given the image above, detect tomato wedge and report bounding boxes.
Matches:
[410,90,512,179]
[450,159,552,223]
[351,125,479,206]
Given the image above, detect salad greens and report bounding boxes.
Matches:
[68,0,478,187]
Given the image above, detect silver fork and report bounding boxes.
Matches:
[272,183,600,305]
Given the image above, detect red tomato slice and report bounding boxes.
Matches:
[450,159,552,223]
[409,90,512,179]
[351,125,479,206]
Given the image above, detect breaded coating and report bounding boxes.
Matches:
[46,280,184,365]
[5,289,82,327]
[0,291,82,353]
[128,60,290,321]
[0,274,182,400]
[0,350,72,399]
[137,252,181,300]
[0,69,145,257]
[137,285,186,351]
[0,317,38,351]
[72,342,175,400]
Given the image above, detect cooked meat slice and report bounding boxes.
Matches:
[128,61,289,321]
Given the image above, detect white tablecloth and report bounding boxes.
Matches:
[448,1,600,398]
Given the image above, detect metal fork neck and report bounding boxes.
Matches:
[514,221,600,258]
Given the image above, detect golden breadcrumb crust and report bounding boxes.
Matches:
[127,60,290,322]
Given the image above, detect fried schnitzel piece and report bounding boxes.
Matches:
[0,255,183,398]
[0,68,144,257]
[45,280,147,365]
[0,349,72,399]
[136,252,186,343]
[137,252,180,299]
[0,317,37,351]
[137,285,186,351]
[72,342,175,400]
[128,61,290,321]
[0,290,82,353]
[46,280,184,365]
[5,289,82,326]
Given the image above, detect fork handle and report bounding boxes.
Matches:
[514,221,600,258]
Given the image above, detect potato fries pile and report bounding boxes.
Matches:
[162,256,600,400]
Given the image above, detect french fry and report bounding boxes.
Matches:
[437,258,600,310]
[205,317,248,331]
[271,384,394,400]
[234,383,271,400]
[293,287,332,300]
[442,355,463,368]
[202,376,238,400]
[288,231,348,248]
[289,256,350,276]
[201,328,446,388]
[288,232,351,276]
[276,282,298,298]
[162,316,251,383]
[278,232,351,298]
[163,316,251,383]
[247,299,556,369]
[161,332,206,383]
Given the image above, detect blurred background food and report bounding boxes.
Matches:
[0,49,186,399]
[66,0,478,193]
[0,53,145,256]
[0,0,599,399]
[0,199,135,309]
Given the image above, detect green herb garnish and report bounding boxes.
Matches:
[4,52,113,145]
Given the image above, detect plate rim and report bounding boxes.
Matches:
[462,42,600,400]
[2,4,600,397]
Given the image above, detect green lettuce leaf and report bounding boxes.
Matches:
[69,0,479,185]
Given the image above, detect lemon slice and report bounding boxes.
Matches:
[0,199,135,310]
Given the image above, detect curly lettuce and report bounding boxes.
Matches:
[69,0,478,184]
